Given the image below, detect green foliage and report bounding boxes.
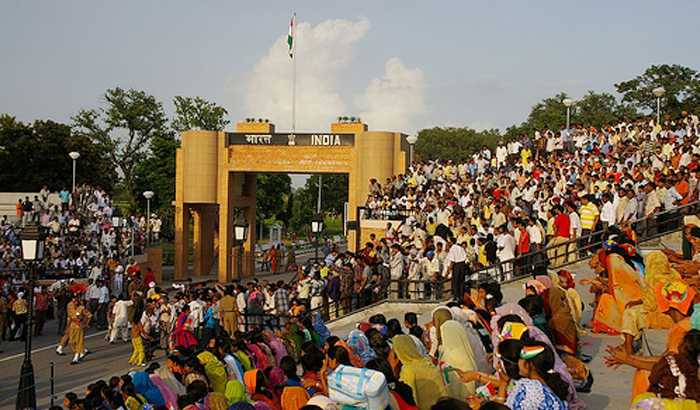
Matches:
[575,91,637,127]
[414,127,501,162]
[256,174,292,223]
[133,131,179,211]
[171,96,230,132]
[72,87,169,209]
[615,64,700,117]
[0,115,116,191]
[288,174,348,231]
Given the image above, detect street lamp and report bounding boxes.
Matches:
[143,191,154,247]
[17,223,44,410]
[112,217,121,259]
[406,134,418,165]
[68,151,80,192]
[234,223,249,277]
[563,98,574,131]
[652,86,666,125]
[311,214,324,263]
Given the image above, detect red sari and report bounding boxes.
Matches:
[172,312,197,349]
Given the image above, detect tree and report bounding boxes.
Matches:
[72,88,169,208]
[615,64,700,118]
[414,127,502,163]
[171,96,230,132]
[522,92,570,132]
[256,174,292,222]
[288,174,348,231]
[574,91,637,127]
[0,115,116,191]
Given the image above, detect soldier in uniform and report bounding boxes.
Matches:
[218,285,238,338]
[67,295,91,364]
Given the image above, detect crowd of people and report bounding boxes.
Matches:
[49,265,603,410]
[364,114,700,288]
[2,184,162,278]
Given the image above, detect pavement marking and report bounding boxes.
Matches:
[0,330,107,363]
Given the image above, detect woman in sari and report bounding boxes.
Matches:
[172,305,197,350]
[392,334,447,410]
[346,329,376,365]
[439,320,478,399]
[132,371,166,408]
[632,330,700,409]
[244,369,279,410]
[490,303,584,410]
[198,350,228,394]
[263,330,288,366]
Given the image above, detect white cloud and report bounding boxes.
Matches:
[244,18,370,132]
[356,57,425,133]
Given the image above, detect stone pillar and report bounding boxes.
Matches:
[145,247,163,283]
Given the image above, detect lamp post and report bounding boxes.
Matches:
[17,223,44,410]
[311,214,324,263]
[563,98,574,131]
[406,134,418,165]
[68,151,80,192]
[112,217,121,259]
[234,223,249,277]
[653,86,666,125]
[142,191,154,247]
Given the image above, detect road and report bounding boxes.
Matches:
[0,318,164,409]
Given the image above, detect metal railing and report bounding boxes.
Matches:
[358,207,417,221]
[470,199,700,285]
[240,277,453,332]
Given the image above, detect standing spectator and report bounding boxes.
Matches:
[578,195,599,256]
[33,286,50,336]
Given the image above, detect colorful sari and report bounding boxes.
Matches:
[173,312,197,349]
[591,253,644,334]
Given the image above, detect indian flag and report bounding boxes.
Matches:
[287,13,296,58]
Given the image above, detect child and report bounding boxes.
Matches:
[128,318,146,367]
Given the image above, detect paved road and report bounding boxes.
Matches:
[0,317,171,409]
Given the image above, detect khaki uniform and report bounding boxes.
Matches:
[219,295,238,337]
[67,300,91,354]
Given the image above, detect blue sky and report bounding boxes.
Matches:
[2,1,699,134]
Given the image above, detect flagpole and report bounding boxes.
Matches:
[291,12,296,134]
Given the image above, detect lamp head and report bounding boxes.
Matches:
[142,191,154,200]
[652,86,666,98]
[68,151,80,160]
[406,134,418,145]
[562,98,574,107]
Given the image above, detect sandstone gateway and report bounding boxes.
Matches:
[174,120,410,282]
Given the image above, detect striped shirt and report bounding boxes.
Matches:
[579,203,599,230]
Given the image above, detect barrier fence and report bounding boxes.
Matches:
[470,199,700,285]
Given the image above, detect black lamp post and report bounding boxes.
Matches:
[234,223,249,277]
[17,223,43,410]
[311,214,324,263]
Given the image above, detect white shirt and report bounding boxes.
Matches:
[600,201,616,225]
[527,225,543,245]
[569,212,582,238]
[112,300,133,324]
[98,286,110,303]
[188,300,205,328]
[446,244,467,264]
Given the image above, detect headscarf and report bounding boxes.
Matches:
[446,307,491,373]
[547,286,578,353]
[207,392,230,410]
[346,329,376,364]
[268,367,286,390]
[557,270,576,290]
[439,320,478,395]
[280,386,309,410]
[285,323,304,359]
[149,372,179,410]
[263,331,288,366]
[393,335,447,410]
[431,307,453,347]
[535,275,553,289]
[132,371,166,408]
[225,380,248,406]
[198,351,229,394]
[244,370,260,396]
[156,366,186,396]
[312,311,331,344]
